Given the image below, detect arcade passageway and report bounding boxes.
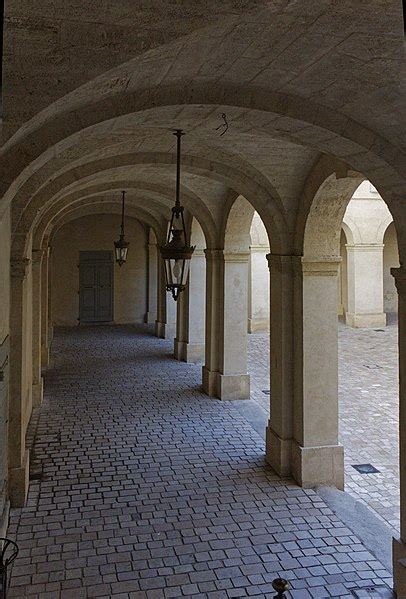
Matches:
[7,326,394,598]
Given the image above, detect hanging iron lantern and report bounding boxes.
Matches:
[114,190,129,266]
[159,130,195,301]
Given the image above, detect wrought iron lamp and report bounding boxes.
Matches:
[0,538,18,599]
[159,130,195,300]
[114,190,129,266]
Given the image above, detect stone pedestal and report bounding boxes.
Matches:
[346,244,386,327]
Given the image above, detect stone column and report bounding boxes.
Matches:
[31,249,44,407]
[346,243,386,327]
[202,250,250,400]
[248,246,269,333]
[291,257,344,489]
[265,255,295,477]
[202,250,223,396]
[9,257,31,507]
[155,256,176,340]
[41,247,51,367]
[392,266,406,597]
[146,240,158,325]
[174,250,205,363]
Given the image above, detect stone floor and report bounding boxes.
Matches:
[8,325,395,598]
[248,319,399,534]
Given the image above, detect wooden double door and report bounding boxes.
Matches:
[79,251,114,323]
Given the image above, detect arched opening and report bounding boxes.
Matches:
[336,183,401,534]
[298,170,402,542]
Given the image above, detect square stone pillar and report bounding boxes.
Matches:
[146,241,158,325]
[9,257,31,507]
[31,249,45,407]
[41,247,51,368]
[265,255,295,477]
[248,246,270,333]
[346,243,386,327]
[174,250,205,363]
[202,250,250,400]
[155,256,176,340]
[202,250,223,396]
[291,257,344,490]
[391,266,406,597]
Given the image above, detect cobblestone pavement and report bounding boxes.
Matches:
[8,325,394,598]
[248,320,399,534]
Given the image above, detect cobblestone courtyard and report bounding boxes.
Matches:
[8,326,395,598]
[248,320,399,534]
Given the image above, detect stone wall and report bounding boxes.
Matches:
[51,214,148,326]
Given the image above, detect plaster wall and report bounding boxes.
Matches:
[384,223,400,314]
[51,214,147,326]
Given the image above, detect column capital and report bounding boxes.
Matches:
[223,251,250,263]
[193,249,206,258]
[346,243,385,252]
[204,249,223,262]
[391,266,406,296]
[10,258,31,280]
[301,256,341,277]
[266,254,301,272]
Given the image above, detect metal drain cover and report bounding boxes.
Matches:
[351,463,380,474]
[351,586,394,598]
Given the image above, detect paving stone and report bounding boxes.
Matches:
[7,324,396,597]
[248,321,399,533]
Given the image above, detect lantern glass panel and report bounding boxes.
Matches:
[115,245,128,265]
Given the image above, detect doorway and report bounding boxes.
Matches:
[79,251,114,323]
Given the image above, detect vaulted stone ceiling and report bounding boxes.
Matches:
[1,0,405,257]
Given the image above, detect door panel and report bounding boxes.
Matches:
[79,252,113,323]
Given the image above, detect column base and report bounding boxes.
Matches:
[291,440,344,489]
[155,321,176,339]
[202,369,250,400]
[9,450,30,507]
[345,312,386,328]
[146,311,157,325]
[202,366,217,396]
[155,320,166,338]
[174,340,205,363]
[265,425,292,477]
[393,538,406,597]
[218,373,250,400]
[32,378,44,407]
[248,318,270,333]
